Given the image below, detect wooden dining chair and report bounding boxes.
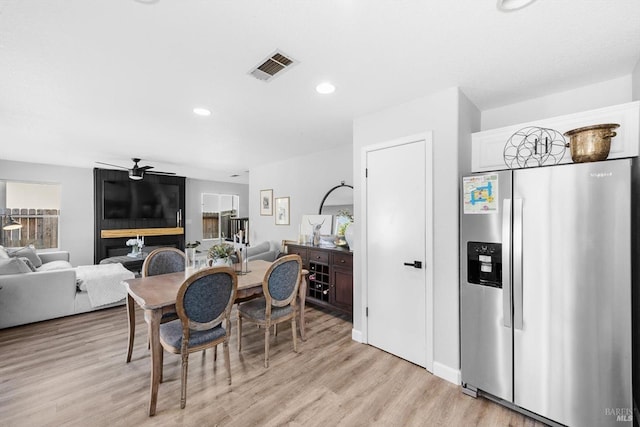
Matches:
[126,247,185,363]
[159,267,238,409]
[142,247,186,277]
[237,254,302,368]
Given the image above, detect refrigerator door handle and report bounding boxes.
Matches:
[513,198,523,330]
[502,198,512,328]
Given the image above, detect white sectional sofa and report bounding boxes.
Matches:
[244,241,279,262]
[0,242,278,329]
[0,249,129,329]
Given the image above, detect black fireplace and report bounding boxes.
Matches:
[93,168,186,263]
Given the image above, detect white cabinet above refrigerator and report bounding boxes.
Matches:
[471,101,640,173]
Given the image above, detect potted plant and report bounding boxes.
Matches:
[335,209,354,248]
[207,242,235,266]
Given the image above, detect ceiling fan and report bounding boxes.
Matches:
[96,158,176,180]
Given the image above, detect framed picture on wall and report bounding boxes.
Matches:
[260,189,273,216]
[275,197,290,225]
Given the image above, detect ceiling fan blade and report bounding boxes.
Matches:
[147,171,176,176]
[96,161,128,170]
[138,165,154,171]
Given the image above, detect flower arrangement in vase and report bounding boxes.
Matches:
[207,242,235,266]
[126,236,144,258]
[335,209,354,247]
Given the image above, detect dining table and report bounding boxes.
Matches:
[122,259,308,416]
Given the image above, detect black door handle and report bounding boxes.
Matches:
[403,261,422,269]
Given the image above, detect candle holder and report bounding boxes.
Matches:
[233,241,251,275]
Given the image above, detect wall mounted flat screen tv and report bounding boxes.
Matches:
[103,180,179,220]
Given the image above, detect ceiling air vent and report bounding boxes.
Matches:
[249,50,298,82]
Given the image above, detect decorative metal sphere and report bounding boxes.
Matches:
[504,126,567,169]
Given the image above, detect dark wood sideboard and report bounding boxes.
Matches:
[285,243,352,317]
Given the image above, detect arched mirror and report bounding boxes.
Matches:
[318,182,353,216]
[318,182,354,244]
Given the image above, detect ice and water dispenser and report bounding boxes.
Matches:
[467,242,502,288]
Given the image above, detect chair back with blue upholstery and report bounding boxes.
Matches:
[263,254,302,309]
[143,247,185,277]
[176,267,237,337]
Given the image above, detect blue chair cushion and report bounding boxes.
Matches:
[160,319,226,348]
[238,297,293,321]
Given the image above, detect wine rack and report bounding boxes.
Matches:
[308,261,330,302]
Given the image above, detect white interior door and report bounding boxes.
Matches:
[365,134,433,369]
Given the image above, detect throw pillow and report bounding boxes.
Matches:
[18,257,37,272]
[36,260,73,272]
[0,258,32,275]
[0,246,9,259]
[9,244,43,268]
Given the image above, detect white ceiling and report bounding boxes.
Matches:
[1,0,639,184]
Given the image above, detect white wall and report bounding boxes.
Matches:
[352,76,631,381]
[353,87,474,381]
[0,159,94,266]
[184,178,248,251]
[248,146,353,248]
[481,75,633,130]
[633,58,640,101]
[0,182,5,209]
[0,159,248,265]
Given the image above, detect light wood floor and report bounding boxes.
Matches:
[0,305,545,427]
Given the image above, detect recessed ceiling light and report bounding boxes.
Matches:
[193,107,212,116]
[316,82,336,95]
[497,0,537,12]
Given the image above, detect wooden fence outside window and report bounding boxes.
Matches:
[1,208,60,249]
[202,212,220,240]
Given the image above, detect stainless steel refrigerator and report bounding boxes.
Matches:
[460,158,634,426]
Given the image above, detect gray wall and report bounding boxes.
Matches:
[481,75,633,130]
[351,75,634,384]
[0,159,247,265]
[633,58,640,101]
[248,146,353,247]
[458,91,481,177]
[0,159,94,266]
[353,86,468,382]
[184,178,249,252]
[0,181,6,210]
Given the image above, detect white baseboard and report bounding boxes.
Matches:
[351,328,363,343]
[433,361,461,385]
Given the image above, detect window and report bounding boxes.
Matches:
[202,193,239,240]
[0,181,61,249]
